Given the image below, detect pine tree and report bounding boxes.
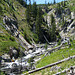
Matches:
[35,7,43,41]
[26,6,30,24]
[17,0,27,7]
[32,2,37,21]
[54,0,56,4]
[50,14,56,41]
[45,0,48,12]
[35,7,41,35]
[32,1,37,32]
[0,6,3,15]
[26,0,32,28]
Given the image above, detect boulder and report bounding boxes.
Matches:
[71,12,75,19]
[2,54,10,59]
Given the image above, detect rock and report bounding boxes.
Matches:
[0,31,3,33]
[1,60,5,64]
[70,48,73,50]
[71,12,75,19]
[13,49,17,54]
[50,66,61,72]
[0,56,2,63]
[65,8,71,15]
[2,54,10,59]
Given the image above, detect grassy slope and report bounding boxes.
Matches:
[0,24,19,56]
[37,44,75,68]
[0,0,40,55]
[31,59,75,75]
[0,0,27,56]
[30,40,75,75]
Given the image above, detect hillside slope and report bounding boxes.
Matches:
[0,0,33,55]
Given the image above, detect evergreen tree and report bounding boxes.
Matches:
[56,3,62,15]
[32,2,37,21]
[54,0,56,4]
[32,1,37,32]
[35,7,43,41]
[50,14,56,41]
[0,6,3,15]
[63,0,66,7]
[17,0,27,7]
[26,6,30,24]
[48,2,50,6]
[26,1,37,31]
[45,0,48,12]
[35,7,41,35]
[26,0,32,28]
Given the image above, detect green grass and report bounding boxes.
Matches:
[30,40,75,75]
[0,41,19,56]
[31,58,75,75]
[36,45,75,68]
[0,0,27,56]
[68,0,75,12]
[0,25,19,56]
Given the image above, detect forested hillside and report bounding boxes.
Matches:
[0,0,75,75]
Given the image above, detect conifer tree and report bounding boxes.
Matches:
[35,7,43,41]
[32,2,37,21]
[17,0,27,7]
[50,14,56,41]
[54,0,56,4]
[0,6,3,15]
[26,6,30,24]
[26,0,32,28]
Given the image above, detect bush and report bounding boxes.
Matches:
[58,40,61,45]
[0,6,3,15]
[9,36,15,41]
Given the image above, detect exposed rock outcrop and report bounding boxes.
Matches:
[3,16,33,50]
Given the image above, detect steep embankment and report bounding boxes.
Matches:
[0,0,33,55]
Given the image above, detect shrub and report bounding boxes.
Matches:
[9,36,15,41]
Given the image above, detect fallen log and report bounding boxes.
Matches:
[23,55,75,75]
[54,66,75,75]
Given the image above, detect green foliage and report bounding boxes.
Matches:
[9,36,15,41]
[53,0,56,4]
[26,5,30,24]
[0,5,3,15]
[31,58,75,75]
[37,40,75,68]
[35,7,43,42]
[58,40,61,45]
[26,2,44,43]
[26,1,37,30]
[24,30,31,44]
[0,71,5,75]
[56,3,63,15]
[0,41,19,55]
[32,2,37,21]
[17,0,27,7]
[50,14,56,41]
[68,0,75,12]
[45,43,48,50]
[31,33,39,43]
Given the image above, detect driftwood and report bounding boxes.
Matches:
[54,66,75,75]
[23,55,75,75]
[43,43,67,58]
